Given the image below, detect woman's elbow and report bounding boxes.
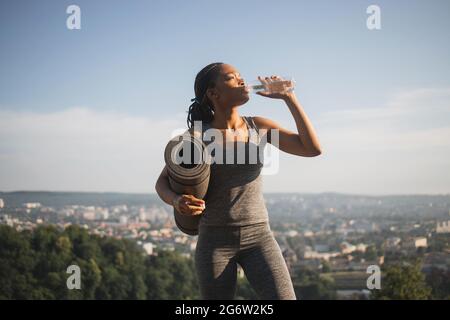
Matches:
[312,147,322,156]
[304,147,322,157]
[154,177,163,197]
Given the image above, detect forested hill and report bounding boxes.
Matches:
[0,224,199,299]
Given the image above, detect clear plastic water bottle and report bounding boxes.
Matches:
[245,76,295,94]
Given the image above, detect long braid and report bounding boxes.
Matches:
[186,62,223,129]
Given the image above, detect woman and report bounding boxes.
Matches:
[155,62,322,300]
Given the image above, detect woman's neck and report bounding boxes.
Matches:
[210,107,243,130]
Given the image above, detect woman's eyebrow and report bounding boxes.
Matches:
[225,72,240,77]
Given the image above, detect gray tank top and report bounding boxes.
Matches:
[198,116,269,227]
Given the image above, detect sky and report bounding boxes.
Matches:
[0,0,449,195]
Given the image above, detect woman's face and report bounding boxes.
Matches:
[207,64,250,108]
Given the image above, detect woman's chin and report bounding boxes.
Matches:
[239,95,250,105]
[229,93,250,107]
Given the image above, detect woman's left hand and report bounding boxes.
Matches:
[255,75,296,101]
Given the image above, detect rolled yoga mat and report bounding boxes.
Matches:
[164,131,210,236]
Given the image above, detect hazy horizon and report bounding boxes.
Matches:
[1,190,450,197]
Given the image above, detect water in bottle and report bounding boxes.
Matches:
[245,76,295,94]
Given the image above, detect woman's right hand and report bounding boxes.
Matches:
[172,194,206,216]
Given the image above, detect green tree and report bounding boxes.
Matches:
[364,245,378,261]
[293,267,336,300]
[0,225,201,300]
[145,250,199,300]
[371,261,432,300]
[236,277,258,300]
[0,225,39,299]
[321,261,331,273]
[426,267,450,300]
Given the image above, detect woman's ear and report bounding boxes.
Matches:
[206,88,219,101]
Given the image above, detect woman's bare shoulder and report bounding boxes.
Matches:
[251,116,279,129]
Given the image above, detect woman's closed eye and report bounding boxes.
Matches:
[227,76,244,85]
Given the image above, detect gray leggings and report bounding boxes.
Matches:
[194,221,297,300]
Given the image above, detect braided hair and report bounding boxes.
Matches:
[187,62,224,129]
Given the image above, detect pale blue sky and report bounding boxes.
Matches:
[1,0,449,194]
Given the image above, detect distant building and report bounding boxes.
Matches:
[112,205,128,214]
[0,214,13,226]
[139,211,147,221]
[159,228,172,238]
[143,242,155,255]
[436,221,450,234]
[303,230,314,237]
[0,198,4,209]
[23,202,41,209]
[95,207,109,220]
[413,237,428,248]
[285,230,298,237]
[403,237,428,250]
[119,215,128,225]
[303,248,340,261]
[83,210,96,220]
[340,241,368,254]
[385,237,401,250]
[340,242,355,254]
[356,243,368,253]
